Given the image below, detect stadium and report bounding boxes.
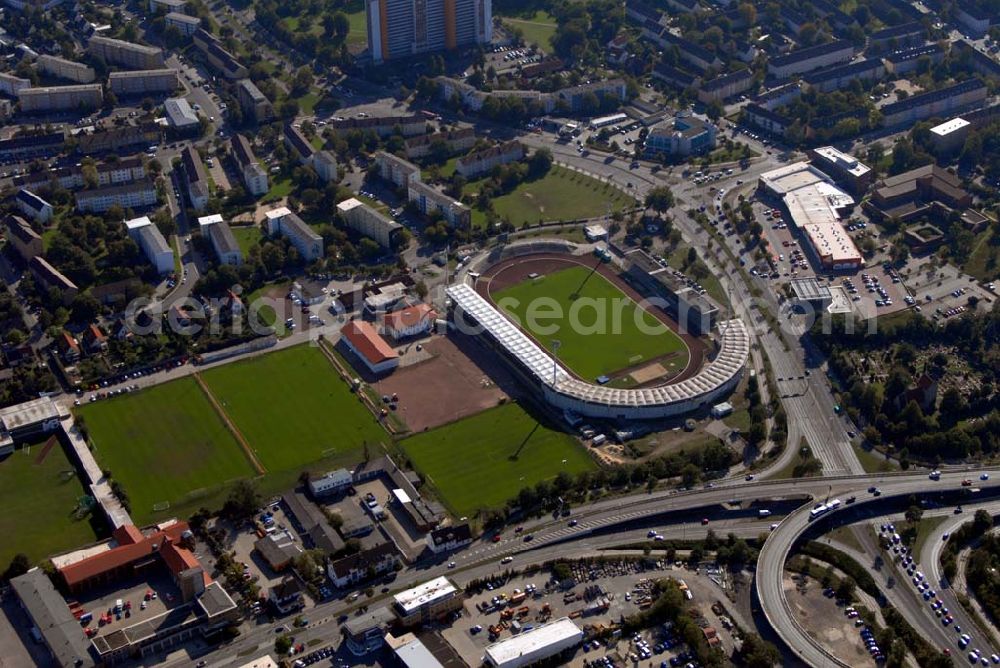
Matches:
[446,245,750,421]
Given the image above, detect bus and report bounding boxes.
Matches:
[809,499,841,521]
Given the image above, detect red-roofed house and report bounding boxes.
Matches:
[340,320,399,374]
[83,323,108,354]
[381,303,438,340]
[59,331,81,362]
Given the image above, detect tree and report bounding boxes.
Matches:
[644,186,675,213]
[527,148,553,178]
[222,480,261,521]
[275,634,292,655]
[738,633,780,668]
[3,553,31,582]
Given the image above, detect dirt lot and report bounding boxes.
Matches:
[783,572,876,667]
[373,334,513,433]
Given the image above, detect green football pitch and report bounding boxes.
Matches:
[77,377,256,524]
[201,344,388,474]
[399,402,594,516]
[0,438,106,567]
[492,265,689,380]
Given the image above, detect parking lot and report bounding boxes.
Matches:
[441,558,737,668]
[485,45,544,76]
[899,259,996,324]
[77,571,185,641]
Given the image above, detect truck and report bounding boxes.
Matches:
[509,591,526,605]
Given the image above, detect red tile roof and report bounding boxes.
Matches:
[383,303,438,332]
[158,541,200,575]
[341,320,398,364]
[112,524,144,545]
[60,522,192,588]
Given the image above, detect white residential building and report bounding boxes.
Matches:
[337,198,403,248]
[124,215,174,273]
[264,207,322,261]
[198,214,242,266]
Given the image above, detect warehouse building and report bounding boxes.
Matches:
[758,162,862,270]
[108,69,179,95]
[264,206,323,261]
[125,215,174,273]
[36,54,96,83]
[337,198,403,248]
[19,84,103,112]
[386,633,445,668]
[198,214,242,266]
[483,617,583,668]
[87,36,165,70]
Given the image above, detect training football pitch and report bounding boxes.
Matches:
[78,377,256,524]
[0,438,106,567]
[201,345,388,474]
[399,402,594,516]
[492,265,689,380]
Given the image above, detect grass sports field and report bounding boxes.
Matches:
[469,166,635,228]
[201,345,387,474]
[0,439,106,567]
[78,378,255,524]
[500,10,558,50]
[399,402,594,516]
[493,265,689,380]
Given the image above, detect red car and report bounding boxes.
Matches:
[492,535,501,542]
[962,479,973,486]
[701,518,710,525]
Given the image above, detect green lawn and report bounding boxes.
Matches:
[493,265,689,380]
[0,439,107,567]
[201,345,388,474]
[79,378,256,524]
[501,10,558,50]
[346,3,367,45]
[399,402,594,516]
[469,166,635,228]
[231,225,262,257]
[964,229,1000,282]
[266,175,294,200]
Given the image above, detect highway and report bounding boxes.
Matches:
[757,471,1000,667]
[142,469,1000,667]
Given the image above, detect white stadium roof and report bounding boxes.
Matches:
[446,283,749,411]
